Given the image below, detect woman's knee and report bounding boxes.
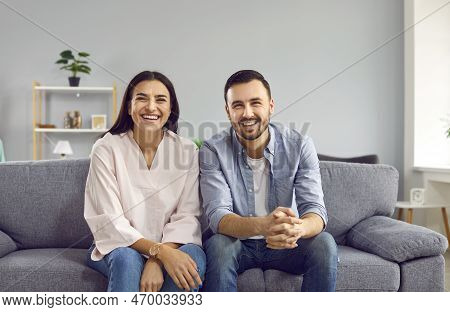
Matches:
[107,246,144,270]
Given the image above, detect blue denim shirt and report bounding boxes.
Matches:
[199,123,327,235]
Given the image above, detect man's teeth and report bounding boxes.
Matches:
[141,114,159,120]
[242,120,257,126]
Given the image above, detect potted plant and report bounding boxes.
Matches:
[56,50,91,87]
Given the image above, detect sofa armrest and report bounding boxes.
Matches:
[0,230,17,258]
[346,216,448,263]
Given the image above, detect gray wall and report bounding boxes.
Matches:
[0,0,404,196]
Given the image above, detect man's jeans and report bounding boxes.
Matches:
[203,231,338,292]
[86,243,206,292]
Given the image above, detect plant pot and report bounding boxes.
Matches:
[68,77,80,87]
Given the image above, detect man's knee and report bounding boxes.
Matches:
[179,244,207,277]
[205,234,241,265]
[307,232,338,265]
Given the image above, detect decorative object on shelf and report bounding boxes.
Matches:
[71,110,82,129]
[32,81,117,160]
[63,112,72,129]
[91,114,107,130]
[410,188,425,205]
[36,123,56,128]
[53,140,73,159]
[55,50,91,87]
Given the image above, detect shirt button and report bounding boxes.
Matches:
[249,189,253,193]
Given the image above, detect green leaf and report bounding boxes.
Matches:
[60,50,74,59]
[55,59,68,64]
[78,52,90,57]
[79,65,91,71]
[77,60,88,64]
[77,68,91,75]
[192,138,203,149]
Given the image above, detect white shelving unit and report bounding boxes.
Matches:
[34,128,107,133]
[32,81,117,160]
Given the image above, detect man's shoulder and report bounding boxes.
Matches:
[202,128,233,152]
[271,123,308,148]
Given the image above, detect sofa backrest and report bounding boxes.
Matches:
[0,159,398,249]
[320,161,398,244]
[0,158,92,249]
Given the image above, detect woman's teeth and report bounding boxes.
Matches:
[141,114,159,120]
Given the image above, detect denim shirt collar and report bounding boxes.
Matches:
[231,123,276,170]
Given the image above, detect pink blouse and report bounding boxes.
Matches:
[84,129,202,261]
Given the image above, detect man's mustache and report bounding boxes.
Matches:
[238,118,260,125]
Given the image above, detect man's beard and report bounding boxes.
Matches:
[234,117,269,141]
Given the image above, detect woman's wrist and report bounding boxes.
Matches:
[156,244,171,263]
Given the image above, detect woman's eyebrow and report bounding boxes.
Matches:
[135,92,149,98]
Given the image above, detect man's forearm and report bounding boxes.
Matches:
[218,214,267,239]
[300,213,325,238]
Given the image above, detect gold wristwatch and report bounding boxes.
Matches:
[148,243,163,259]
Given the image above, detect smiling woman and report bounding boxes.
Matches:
[84,71,205,292]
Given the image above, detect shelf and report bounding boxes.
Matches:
[34,86,114,92]
[34,128,107,133]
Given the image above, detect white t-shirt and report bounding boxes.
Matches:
[246,156,270,239]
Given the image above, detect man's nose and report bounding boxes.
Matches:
[242,104,254,118]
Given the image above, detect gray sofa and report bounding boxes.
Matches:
[0,159,447,291]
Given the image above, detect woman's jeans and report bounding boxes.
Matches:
[86,243,206,292]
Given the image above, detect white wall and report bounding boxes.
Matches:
[0,0,404,195]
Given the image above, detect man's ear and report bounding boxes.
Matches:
[269,98,275,115]
[225,103,231,120]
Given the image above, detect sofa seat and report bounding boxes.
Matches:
[1,246,401,292]
[0,249,107,292]
[238,246,400,292]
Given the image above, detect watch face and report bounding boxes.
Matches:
[410,188,425,204]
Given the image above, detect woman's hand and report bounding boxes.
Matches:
[140,259,164,292]
[158,245,202,291]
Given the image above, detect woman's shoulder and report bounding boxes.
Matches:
[165,130,198,153]
[90,131,129,156]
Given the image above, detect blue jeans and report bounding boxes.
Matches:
[203,231,338,292]
[86,243,206,292]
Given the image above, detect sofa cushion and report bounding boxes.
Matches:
[319,162,398,244]
[0,248,106,292]
[347,216,448,263]
[237,268,265,291]
[0,159,93,249]
[238,245,400,291]
[0,230,17,258]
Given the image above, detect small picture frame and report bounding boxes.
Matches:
[410,188,425,205]
[91,114,107,130]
